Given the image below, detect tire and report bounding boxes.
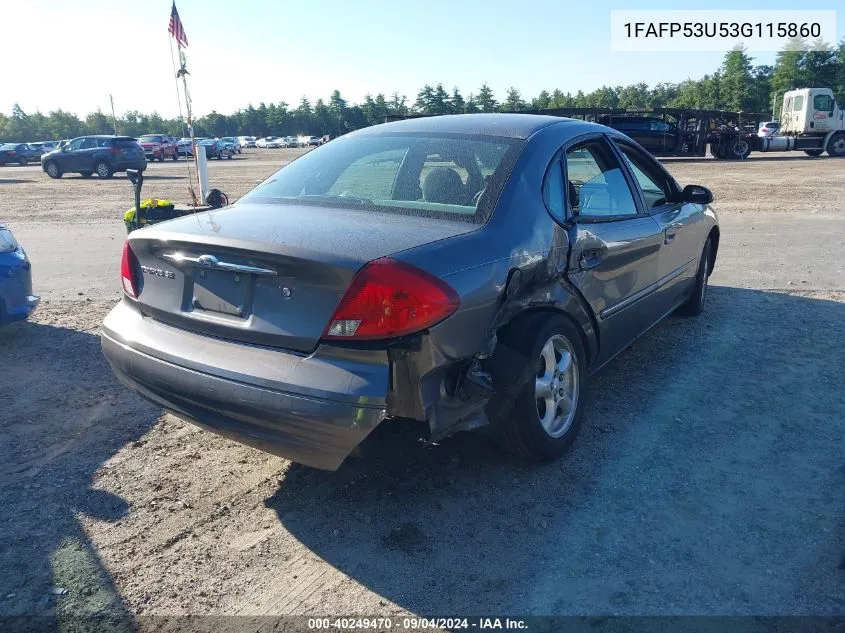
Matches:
[676,236,712,317]
[80,171,93,178]
[728,138,751,160]
[44,160,62,179]
[225,151,232,160]
[804,149,824,157]
[487,314,587,462]
[826,133,845,157]
[17,157,27,166]
[95,160,113,179]
[171,151,178,161]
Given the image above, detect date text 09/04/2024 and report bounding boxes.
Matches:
[308,617,529,630]
[622,22,822,39]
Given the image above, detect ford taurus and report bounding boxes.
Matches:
[101,114,719,470]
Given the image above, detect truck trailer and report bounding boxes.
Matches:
[384,87,845,160]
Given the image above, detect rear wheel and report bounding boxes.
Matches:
[44,160,62,179]
[95,160,113,179]
[17,157,27,166]
[677,237,712,317]
[728,138,751,160]
[827,133,845,157]
[171,151,178,161]
[488,314,586,461]
[804,149,824,157]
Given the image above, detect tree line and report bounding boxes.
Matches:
[2,39,843,143]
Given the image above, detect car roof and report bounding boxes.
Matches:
[352,113,578,140]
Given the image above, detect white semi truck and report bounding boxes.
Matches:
[757,87,845,157]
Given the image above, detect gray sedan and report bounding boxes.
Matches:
[101,114,718,470]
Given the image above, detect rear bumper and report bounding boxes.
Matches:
[100,299,389,470]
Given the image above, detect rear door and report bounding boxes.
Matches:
[613,139,704,311]
[554,135,665,364]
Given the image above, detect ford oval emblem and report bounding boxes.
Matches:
[197,254,218,268]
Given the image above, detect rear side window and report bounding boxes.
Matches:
[241,134,524,224]
[565,140,638,218]
[542,153,566,221]
[793,95,804,111]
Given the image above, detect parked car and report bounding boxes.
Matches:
[41,135,146,179]
[219,137,242,154]
[238,136,257,148]
[0,223,39,325]
[176,138,194,157]
[256,136,282,148]
[282,136,299,148]
[757,121,780,137]
[137,134,178,161]
[196,138,233,159]
[0,143,44,166]
[600,116,679,153]
[101,113,719,471]
[305,136,324,147]
[30,140,58,153]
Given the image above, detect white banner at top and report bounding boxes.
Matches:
[610,10,837,52]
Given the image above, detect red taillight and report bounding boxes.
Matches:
[121,241,140,298]
[4,150,15,156]
[107,145,121,154]
[323,258,459,341]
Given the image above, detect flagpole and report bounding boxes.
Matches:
[177,43,203,206]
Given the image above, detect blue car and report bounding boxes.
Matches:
[0,224,39,325]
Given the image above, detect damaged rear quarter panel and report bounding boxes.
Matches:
[387,122,600,439]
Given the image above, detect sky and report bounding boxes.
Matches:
[3,0,842,119]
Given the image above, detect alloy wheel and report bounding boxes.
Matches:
[534,334,579,438]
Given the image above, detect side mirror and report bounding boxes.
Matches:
[682,184,713,205]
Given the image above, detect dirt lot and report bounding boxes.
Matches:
[0,150,843,624]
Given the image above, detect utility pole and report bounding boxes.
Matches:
[110,94,118,134]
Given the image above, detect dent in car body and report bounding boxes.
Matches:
[379,121,602,440]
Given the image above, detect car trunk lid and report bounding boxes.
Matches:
[127,202,476,353]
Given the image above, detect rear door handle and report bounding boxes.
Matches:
[579,249,604,271]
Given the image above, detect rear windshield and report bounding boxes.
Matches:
[138,135,163,142]
[111,139,141,147]
[1,143,19,150]
[240,133,524,224]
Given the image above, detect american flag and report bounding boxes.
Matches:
[168,2,188,48]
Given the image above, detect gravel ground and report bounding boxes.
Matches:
[0,150,843,623]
